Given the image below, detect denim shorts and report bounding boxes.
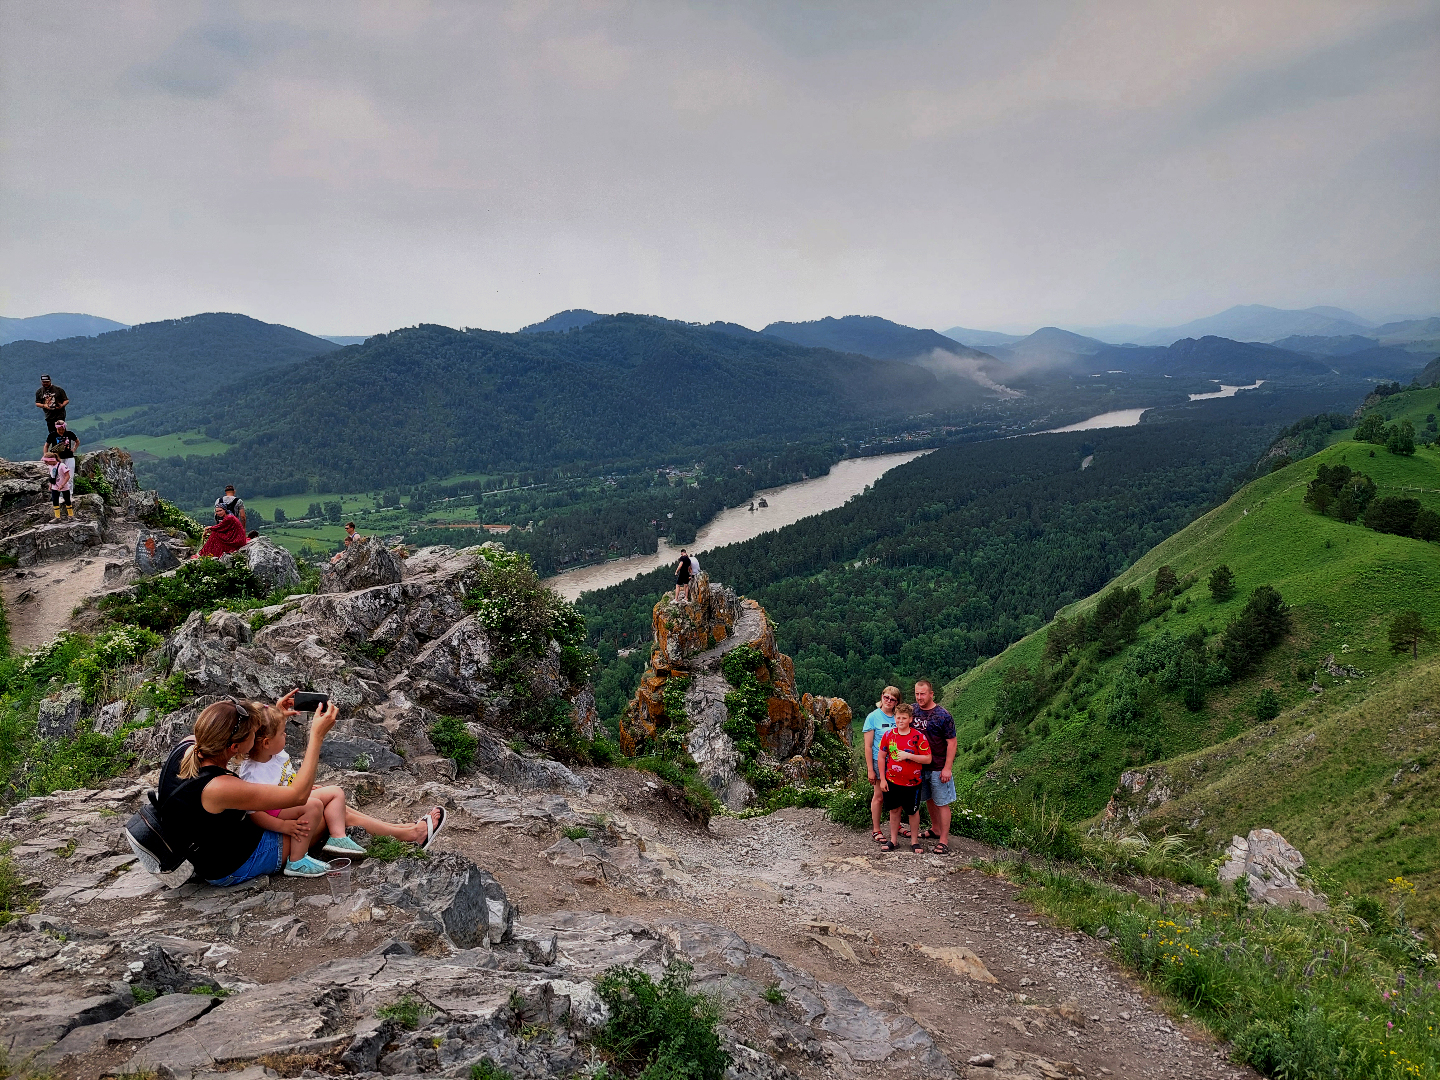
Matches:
[920,771,957,807]
[207,829,284,887]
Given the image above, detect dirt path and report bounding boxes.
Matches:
[647,808,1255,1080]
[11,773,1260,1079]
[1,550,117,650]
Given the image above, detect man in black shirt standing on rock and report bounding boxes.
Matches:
[35,374,69,443]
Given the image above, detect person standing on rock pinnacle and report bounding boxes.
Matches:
[863,686,901,843]
[674,548,692,601]
[687,550,701,600]
[34,374,69,442]
[911,679,957,855]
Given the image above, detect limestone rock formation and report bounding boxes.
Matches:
[227,535,299,594]
[621,575,850,809]
[321,534,403,593]
[164,544,595,789]
[133,529,181,576]
[1217,828,1327,911]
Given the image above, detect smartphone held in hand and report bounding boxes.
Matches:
[293,691,331,713]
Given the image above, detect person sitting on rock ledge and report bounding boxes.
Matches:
[195,503,248,559]
[158,694,338,882]
[237,700,446,854]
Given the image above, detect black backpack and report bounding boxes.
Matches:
[124,783,201,875]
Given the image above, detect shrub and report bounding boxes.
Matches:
[1415,508,1440,542]
[1217,586,1290,679]
[70,624,162,704]
[1253,687,1281,722]
[429,716,479,771]
[1363,495,1422,537]
[469,1061,512,1080]
[366,836,427,862]
[1208,564,1236,602]
[144,498,203,541]
[376,994,435,1030]
[594,963,728,1080]
[100,557,260,632]
[0,846,33,926]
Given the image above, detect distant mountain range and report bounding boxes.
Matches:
[0,314,338,457]
[943,305,1440,350]
[102,315,958,505]
[0,312,129,345]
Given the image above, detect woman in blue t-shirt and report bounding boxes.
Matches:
[861,686,901,843]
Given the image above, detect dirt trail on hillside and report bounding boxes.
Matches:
[1,552,115,650]
[14,772,1260,1080]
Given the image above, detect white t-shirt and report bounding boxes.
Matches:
[689,555,700,578]
[237,750,295,787]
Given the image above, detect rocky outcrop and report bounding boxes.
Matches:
[1217,828,1327,911]
[621,575,850,810]
[226,535,299,594]
[321,535,403,593]
[166,545,594,790]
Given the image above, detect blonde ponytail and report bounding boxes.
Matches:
[179,700,258,778]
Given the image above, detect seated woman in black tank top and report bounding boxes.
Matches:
[159,693,339,884]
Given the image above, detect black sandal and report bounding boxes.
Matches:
[932,842,950,855]
[880,841,897,852]
[921,828,941,840]
[910,842,924,854]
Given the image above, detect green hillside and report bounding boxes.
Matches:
[943,399,1440,930]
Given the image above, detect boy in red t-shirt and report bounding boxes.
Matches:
[877,703,931,852]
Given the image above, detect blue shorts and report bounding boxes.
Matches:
[207,830,284,887]
[919,771,957,807]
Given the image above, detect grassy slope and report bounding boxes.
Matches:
[942,404,1440,929]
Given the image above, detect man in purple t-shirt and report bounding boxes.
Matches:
[911,679,958,854]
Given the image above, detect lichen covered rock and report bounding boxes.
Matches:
[620,574,850,809]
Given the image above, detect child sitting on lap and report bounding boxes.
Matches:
[237,702,447,855]
[877,703,931,853]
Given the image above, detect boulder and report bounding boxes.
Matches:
[76,447,139,500]
[359,852,515,948]
[471,727,588,793]
[321,535,403,593]
[233,536,299,594]
[0,519,103,566]
[37,685,85,740]
[95,699,128,736]
[133,530,181,576]
[319,734,405,772]
[1218,828,1327,911]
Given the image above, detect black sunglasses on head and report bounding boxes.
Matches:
[225,698,251,744]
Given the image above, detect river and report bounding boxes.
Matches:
[546,450,929,600]
[1188,379,1265,401]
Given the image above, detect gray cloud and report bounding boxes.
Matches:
[0,1,1435,336]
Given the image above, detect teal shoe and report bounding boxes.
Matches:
[283,855,331,877]
[323,835,366,856]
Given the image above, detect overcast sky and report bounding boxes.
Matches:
[2,1,1437,335]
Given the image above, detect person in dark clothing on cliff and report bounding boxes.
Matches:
[157,694,337,883]
[46,421,80,464]
[674,549,692,601]
[35,375,69,442]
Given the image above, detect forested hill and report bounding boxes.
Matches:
[0,313,337,457]
[116,315,956,505]
[582,387,1355,718]
[761,314,994,361]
